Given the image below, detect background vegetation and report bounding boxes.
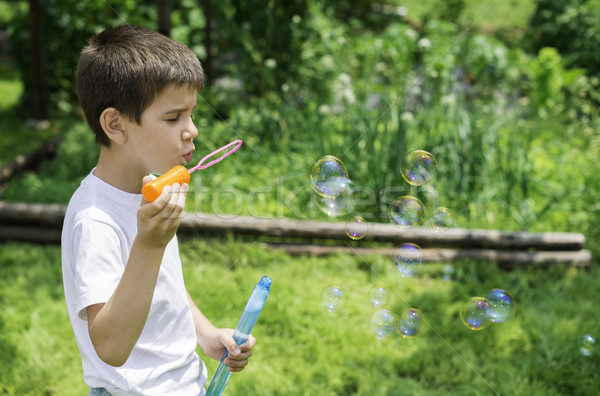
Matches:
[1,0,599,394]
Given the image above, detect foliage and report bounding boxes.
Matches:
[1,240,599,394]
[2,120,97,204]
[527,0,600,75]
[3,4,600,254]
[5,0,157,116]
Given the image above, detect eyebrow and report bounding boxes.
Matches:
[164,105,197,115]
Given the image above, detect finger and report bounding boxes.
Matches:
[162,183,184,220]
[225,356,249,371]
[142,175,154,187]
[230,349,253,362]
[158,184,172,207]
[176,183,188,210]
[222,334,241,357]
[238,335,256,352]
[228,364,247,372]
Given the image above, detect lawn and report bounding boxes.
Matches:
[1,240,598,395]
[397,0,536,31]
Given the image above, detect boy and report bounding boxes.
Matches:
[61,25,254,395]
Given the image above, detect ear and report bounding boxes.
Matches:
[99,107,128,145]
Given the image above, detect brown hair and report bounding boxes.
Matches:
[76,25,205,146]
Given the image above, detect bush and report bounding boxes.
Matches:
[527,0,600,75]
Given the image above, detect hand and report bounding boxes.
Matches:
[137,176,188,247]
[201,328,256,372]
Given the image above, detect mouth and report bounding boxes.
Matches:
[183,150,195,164]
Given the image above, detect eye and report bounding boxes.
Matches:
[167,115,180,123]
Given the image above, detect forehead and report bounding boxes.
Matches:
[147,84,198,113]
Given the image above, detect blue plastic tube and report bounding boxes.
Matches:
[205,276,272,396]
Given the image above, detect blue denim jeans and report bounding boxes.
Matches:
[89,388,111,396]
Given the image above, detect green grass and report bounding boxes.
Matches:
[1,240,598,395]
[396,0,536,31]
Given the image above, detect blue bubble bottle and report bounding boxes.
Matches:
[205,276,272,396]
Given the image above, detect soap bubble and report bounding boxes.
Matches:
[318,180,355,217]
[388,196,425,229]
[401,150,437,186]
[431,207,453,231]
[460,297,492,331]
[580,334,596,356]
[368,286,389,307]
[393,243,423,277]
[397,308,422,338]
[320,286,345,313]
[441,264,454,281]
[370,309,396,339]
[309,155,350,198]
[346,216,368,240]
[485,289,516,323]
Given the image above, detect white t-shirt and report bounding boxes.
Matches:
[61,170,206,395]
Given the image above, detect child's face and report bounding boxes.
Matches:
[123,84,198,175]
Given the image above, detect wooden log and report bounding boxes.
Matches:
[0,201,66,226]
[265,244,592,268]
[0,137,61,184]
[0,224,61,243]
[0,220,590,267]
[0,202,588,251]
[179,212,586,250]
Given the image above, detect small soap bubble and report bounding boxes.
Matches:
[309,155,350,198]
[441,264,454,281]
[388,196,425,229]
[401,150,438,186]
[368,286,389,307]
[431,207,453,232]
[580,334,596,356]
[346,216,368,240]
[397,308,422,338]
[320,286,345,313]
[370,309,396,339]
[460,297,492,331]
[393,243,423,277]
[485,289,516,323]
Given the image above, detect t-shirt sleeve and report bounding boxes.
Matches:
[71,219,127,320]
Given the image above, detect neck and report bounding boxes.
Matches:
[94,146,145,194]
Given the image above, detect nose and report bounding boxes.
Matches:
[183,115,199,141]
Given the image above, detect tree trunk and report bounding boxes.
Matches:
[202,0,212,81]
[28,0,48,120]
[157,0,172,37]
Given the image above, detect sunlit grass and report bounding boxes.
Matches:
[394,0,535,31]
[1,240,598,395]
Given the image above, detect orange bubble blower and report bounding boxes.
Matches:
[142,139,243,202]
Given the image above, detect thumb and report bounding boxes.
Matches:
[142,175,154,186]
[224,335,241,356]
[140,175,155,204]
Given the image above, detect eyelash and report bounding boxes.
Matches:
[167,114,194,123]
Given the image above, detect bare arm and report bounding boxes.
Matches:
[86,182,187,367]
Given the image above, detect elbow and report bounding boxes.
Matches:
[99,352,129,367]
[92,339,131,367]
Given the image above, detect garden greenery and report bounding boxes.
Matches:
[3,1,600,254]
